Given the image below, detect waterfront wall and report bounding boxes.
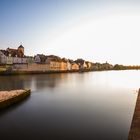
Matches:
[13,63,50,71]
[12,63,79,72]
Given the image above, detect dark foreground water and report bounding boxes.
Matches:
[0,70,139,140]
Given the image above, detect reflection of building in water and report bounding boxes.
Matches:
[0,76,32,91]
[0,76,24,90]
[35,74,67,89]
[0,74,68,91]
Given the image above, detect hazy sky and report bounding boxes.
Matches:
[1,0,140,65]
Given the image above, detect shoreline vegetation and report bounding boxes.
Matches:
[0,89,31,109]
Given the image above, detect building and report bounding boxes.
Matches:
[0,50,7,64]
[0,45,27,65]
[27,56,34,64]
[69,60,79,70]
[75,59,87,69]
[71,62,79,70]
[6,45,24,58]
[46,55,61,71]
[85,61,92,69]
[61,58,68,71]
[67,60,72,71]
[17,45,24,57]
[34,54,46,64]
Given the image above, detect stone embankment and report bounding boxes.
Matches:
[128,89,140,140]
[0,89,31,109]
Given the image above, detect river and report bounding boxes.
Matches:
[0,70,139,140]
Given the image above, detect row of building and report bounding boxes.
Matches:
[0,45,93,72]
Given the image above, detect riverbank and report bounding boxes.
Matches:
[0,69,89,75]
[0,89,31,109]
[128,89,140,140]
[0,68,139,76]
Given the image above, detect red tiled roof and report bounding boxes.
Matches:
[0,47,24,58]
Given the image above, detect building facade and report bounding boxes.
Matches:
[0,45,27,65]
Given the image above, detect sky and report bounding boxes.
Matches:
[1,0,140,65]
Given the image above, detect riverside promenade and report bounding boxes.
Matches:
[128,89,140,140]
[0,89,31,109]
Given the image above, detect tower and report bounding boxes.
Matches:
[17,44,24,57]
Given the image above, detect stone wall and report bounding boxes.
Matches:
[13,63,50,71]
[12,63,79,72]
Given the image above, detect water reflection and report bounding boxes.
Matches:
[0,95,31,116]
[35,74,66,89]
[0,71,138,140]
[0,75,27,90]
[0,74,69,91]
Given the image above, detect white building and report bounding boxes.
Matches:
[34,55,41,63]
[0,51,7,64]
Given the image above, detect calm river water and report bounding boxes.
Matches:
[0,70,139,140]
